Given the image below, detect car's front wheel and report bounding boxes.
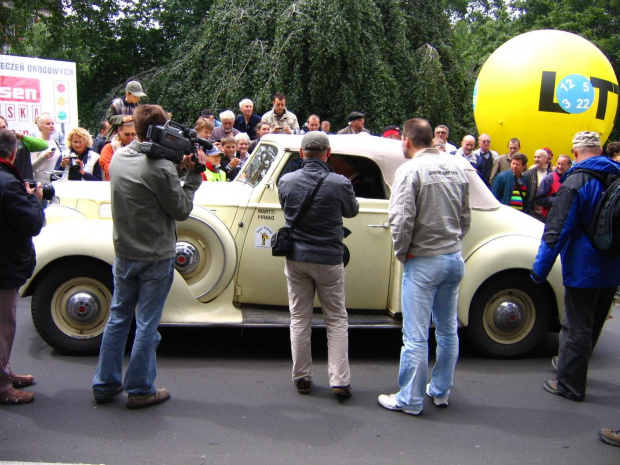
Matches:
[31,261,113,355]
[466,272,551,358]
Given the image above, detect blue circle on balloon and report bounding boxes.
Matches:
[555,74,595,114]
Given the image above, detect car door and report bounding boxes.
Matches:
[235,150,394,309]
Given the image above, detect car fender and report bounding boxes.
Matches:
[22,219,115,296]
[458,234,563,327]
[175,205,238,303]
[43,204,87,225]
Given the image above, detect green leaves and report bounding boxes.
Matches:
[138,0,470,135]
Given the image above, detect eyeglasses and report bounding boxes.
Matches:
[480,140,491,143]
[435,131,447,135]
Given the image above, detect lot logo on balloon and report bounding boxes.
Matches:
[539,71,618,119]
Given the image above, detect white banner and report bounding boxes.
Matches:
[0,55,78,137]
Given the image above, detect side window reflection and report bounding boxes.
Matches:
[240,144,279,187]
[329,154,387,199]
[276,152,388,200]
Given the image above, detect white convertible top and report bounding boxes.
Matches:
[261,133,499,210]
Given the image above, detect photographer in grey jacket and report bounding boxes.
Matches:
[277,132,358,398]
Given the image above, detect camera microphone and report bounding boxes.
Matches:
[194,137,213,151]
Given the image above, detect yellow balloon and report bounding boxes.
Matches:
[474,30,618,161]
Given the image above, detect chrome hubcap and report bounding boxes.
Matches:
[175,242,199,275]
[66,292,101,325]
[493,301,524,331]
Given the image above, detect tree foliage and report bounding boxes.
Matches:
[7,0,213,128]
[135,0,471,135]
[7,0,619,140]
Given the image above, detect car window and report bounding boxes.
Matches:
[239,143,279,187]
[277,152,388,200]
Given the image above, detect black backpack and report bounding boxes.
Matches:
[573,168,620,254]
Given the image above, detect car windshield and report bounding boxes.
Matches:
[238,143,278,187]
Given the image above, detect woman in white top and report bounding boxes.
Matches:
[30,113,61,183]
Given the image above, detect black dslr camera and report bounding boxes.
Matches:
[26,180,55,201]
[142,120,210,173]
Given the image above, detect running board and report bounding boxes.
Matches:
[241,307,401,328]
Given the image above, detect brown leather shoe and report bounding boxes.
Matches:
[10,373,34,388]
[127,388,170,409]
[332,385,352,399]
[0,387,34,404]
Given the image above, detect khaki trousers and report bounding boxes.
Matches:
[284,260,350,387]
[0,288,18,393]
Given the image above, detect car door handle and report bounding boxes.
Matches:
[367,223,389,228]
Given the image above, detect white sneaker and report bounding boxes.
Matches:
[377,394,422,416]
[426,384,449,408]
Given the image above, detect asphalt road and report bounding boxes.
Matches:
[1,297,619,465]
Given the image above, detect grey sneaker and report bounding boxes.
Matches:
[377,393,422,416]
[426,383,449,408]
[543,378,560,396]
[551,356,558,372]
[599,428,620,447]
[127,388,170,409]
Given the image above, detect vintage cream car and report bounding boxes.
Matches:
[22,134,563,358]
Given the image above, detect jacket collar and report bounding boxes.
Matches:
[0,157,24,183]
[300,157,333,172]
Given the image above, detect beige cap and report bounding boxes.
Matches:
[572,131,601,148]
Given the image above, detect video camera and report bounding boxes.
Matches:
[141,120,210,173]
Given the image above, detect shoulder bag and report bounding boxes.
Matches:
[271,172,327,257]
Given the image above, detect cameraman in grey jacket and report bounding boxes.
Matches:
[379,118,470,416]
[278,132,358,398]
[93,105,204,410]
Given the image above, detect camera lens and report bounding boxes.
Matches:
[41,183,55,201]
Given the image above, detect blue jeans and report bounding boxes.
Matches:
[93,257,174,396]
[395,252,465,411]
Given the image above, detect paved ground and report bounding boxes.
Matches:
[1,297,619,464]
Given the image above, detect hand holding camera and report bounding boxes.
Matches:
[25,181,43,201]
[60,152,78,169]
[25,180,55,201]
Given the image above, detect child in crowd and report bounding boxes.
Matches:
[220,135,240,180]
[106,81,146,141]
[202,146,226,182]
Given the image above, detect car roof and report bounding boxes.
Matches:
[260,134,405,186]
[260,133,500,210]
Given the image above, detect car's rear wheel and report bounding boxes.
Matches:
[466,272,550,358]
[31,261,113,355]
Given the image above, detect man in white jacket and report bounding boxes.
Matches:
[378,118,470,416]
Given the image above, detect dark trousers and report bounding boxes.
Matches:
[556,286,616,401]
[0,288,18,393]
